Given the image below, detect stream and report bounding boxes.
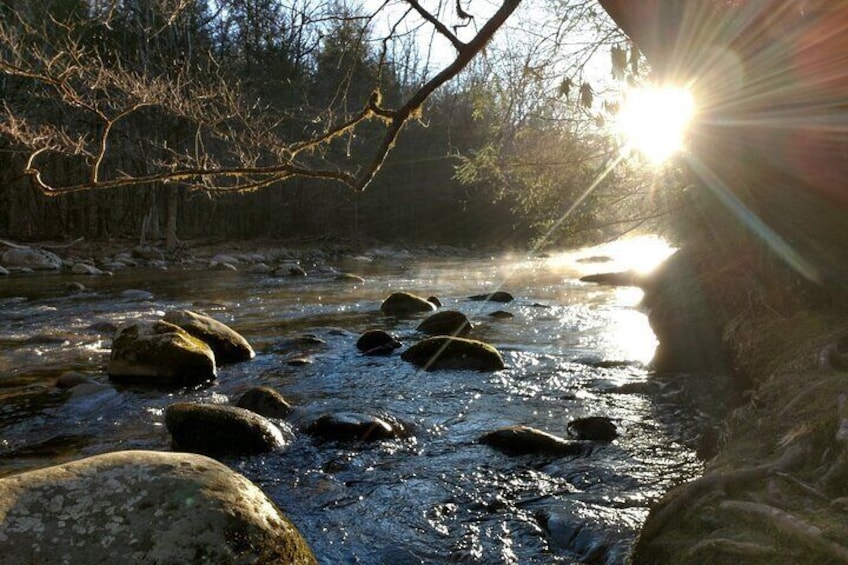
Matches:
[0,239,730,563]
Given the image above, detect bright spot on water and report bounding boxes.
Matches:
[596,236,676,275]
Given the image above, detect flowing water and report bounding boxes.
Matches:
[0,240,729,564]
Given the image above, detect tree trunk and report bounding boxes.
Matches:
[164,185,179,250]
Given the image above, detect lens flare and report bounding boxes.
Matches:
[617,86,695,164]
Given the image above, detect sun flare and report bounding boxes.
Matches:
[617,86,695,165]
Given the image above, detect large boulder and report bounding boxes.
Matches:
[479,425,588,456]
[380,291,436,315]
[163,309,255,365]
[1,247,62,270]
[416,310,472,337]
[0,450,316,564]
[401,336,505,371]
[107,321,216,386]
[165,402,285,455]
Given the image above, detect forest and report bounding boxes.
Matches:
[0,0,672,250]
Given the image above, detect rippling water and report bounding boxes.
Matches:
[0,240,728,563]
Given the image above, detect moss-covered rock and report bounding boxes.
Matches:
[416,310,472,337]
[479,425,587,456]
[380,291,436,315]
[401,336,504,371]
[0,450,316,564]
[107,321,216,386]
[165,402,284,455]
[163,309,254,365]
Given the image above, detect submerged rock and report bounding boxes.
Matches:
[1,247,62,270]
[0,266,7,276]
[163,309,254,365]
[335,272,365,283]
[356,329,402,356]
[416,310,472,337]
[488,310,514,319]
[236,386,293,419]
[401,336,504,371]
[120,289,154,300]
[0,450,316,564]
[579,271,640,286]
[165,402,284,455]
[468,291,514,303]
[306,412,401,442]
[567,416,618,442]
[107,321,216,386]
[71,262,104,275]
[380,291,437,315]
[479,425,587,456]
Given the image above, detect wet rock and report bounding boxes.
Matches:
[56,371,95,389]
[356,330,402,356]
[165,402,284,455]
[537,504,628,563]
[107,321,216,387]
[71,262,103,275]
[272,335,327,355]
[579,271,640,286]
[468,291,514,303]
[210,253,240,266]
[567,416,618,442]
[427,296,442,307]
[479,425,587,456]
[236,386,293,419]
[120,289,153,300]
[273,263,307,277]
[416,310,472,337]
[211,261,237,271]
[335,273,365,283]
[0,266,8,276]
[1,247,62,270]
[0,450,316,564]
[380,291,437,315]
[64,281,87,293]
[101,261,128,270]
[163,309,255,365]
[401,336,504,371]
[576,255,614,263]
[306,412,400,442]
[488,310,514,319]
[286,357,313,366]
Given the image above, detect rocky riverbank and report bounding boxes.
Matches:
[629,249,848,564]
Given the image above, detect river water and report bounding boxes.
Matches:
[0,239,728,563]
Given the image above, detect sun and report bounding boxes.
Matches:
[616,86,696,165]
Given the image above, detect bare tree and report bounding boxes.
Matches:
[0,0,520,200]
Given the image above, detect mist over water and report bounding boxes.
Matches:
[0,240,726,563]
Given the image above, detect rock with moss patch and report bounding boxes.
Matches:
[401,336,504,371]
[356,330,402,356]
[479,425,587,456]
[306,412,402,442]
[380,291,436,315]
[165,402,284,455]
[236,387,293,419]
[0,450,315,564]
[163,309,254,365]
[417,310,472,337]
[107,321,216,386]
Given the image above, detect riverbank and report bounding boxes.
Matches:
[632,286,848,562]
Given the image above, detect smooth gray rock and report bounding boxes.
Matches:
[163,309,254,365]
[165,402,284,455]
[71,262,104,275]
[1,247,62,270]
[107,321,217,386]
[0,450,316,564]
